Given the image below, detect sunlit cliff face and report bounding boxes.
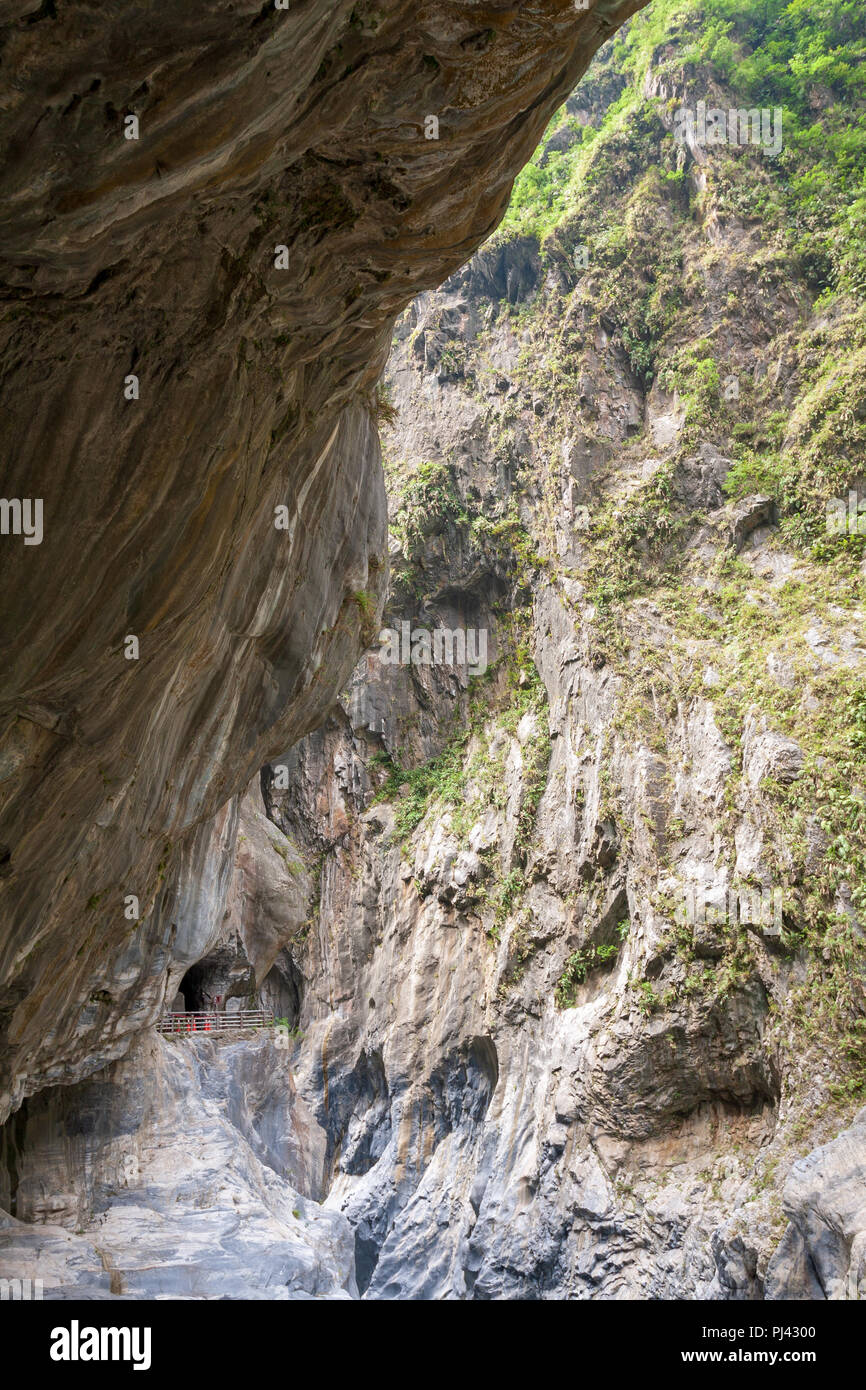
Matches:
[0,0,647,1120]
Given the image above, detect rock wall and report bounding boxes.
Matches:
[248,23,866,1299]
[0,1029,354,1299]
[0,0,645,1120]
[2,3,865,1303]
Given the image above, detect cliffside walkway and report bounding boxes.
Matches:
[157,1010,275,1035]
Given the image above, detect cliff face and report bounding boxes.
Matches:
[250,8,864,1298]
[2,2,865,1304]
[0,1029,356,1299]
[0,0,644,1121]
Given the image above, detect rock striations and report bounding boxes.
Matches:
[0,0,644,1120]
[2,2,865,1302]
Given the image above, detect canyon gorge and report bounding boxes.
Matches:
[1,0,865,1303]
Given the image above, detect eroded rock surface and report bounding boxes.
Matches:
[2,3,865,1304]
[237,24,866,1298]
[0,0,644,1118]
[765,1108,866,1301]
[0,1030,354,1299]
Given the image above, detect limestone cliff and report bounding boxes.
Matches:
[0,0,643,1120]
[2,0,865,1304]
[253,6,866,1298]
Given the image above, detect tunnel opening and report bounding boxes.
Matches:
[179,942,254,1013]
[178,945,303,1027]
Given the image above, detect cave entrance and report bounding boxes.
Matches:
[178,947,247,1012]
[178,964,213,1012]
[177,946,303,1024]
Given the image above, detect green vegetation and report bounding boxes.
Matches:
[351,588,379,646]
[471,505,547,593]
[498,114,595,243]
[611,0,866,297]
[578,460,684,657]
[372,1,866,1107]
[373,625,550,849]
[496,0,866,410]
[555,941,621,1009]
[494,1,866,674]
[370,733,471,841]
[721,327,866,557]
[382,454,546,602]
[374,381,398,425]
[383,457,470,593]
[494,4,866,1093]
[274,1019,304,1042]
[370,623,552,945]
[657,341,723,441]
[388,459,468,544]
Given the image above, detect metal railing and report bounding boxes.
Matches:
[156,1010,275,1035]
